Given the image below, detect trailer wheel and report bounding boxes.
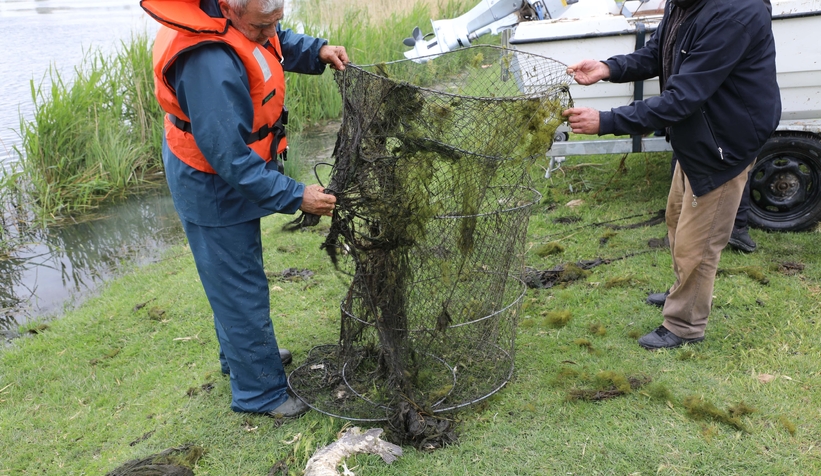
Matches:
[748,134,821,232]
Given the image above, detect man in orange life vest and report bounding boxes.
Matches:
[141,0,346,417]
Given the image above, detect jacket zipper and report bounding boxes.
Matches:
[701,108,724,160]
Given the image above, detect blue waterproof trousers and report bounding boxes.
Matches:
[181,218,288,413]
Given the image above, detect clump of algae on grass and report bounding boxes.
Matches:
[604,275,633,288]
[728,401,757,417]
[533,241,564,257]
[573,338,598,354]
[555,366,580,382]
[559,263,591,283]
[544,310,572,328]
[644,382,676,403]
[717,266,769,284]
[676,349,700,361]
[682,396,754,432]
[588,322,606,336]
[778,415,797,435]
[596,371,633,393]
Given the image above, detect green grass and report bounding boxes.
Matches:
[2,149,820,474]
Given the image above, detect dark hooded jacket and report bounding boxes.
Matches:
[598,0,780,196]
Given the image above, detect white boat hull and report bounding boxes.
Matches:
[509,0,821,122]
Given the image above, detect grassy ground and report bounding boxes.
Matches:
[2,148,820,474]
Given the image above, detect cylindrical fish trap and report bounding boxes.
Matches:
[290,45,571,424]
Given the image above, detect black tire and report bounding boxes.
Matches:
[748,133,821,232]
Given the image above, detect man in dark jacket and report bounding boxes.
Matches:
[562,0,780,349]
[142,0,346,416]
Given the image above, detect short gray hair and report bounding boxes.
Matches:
[226,0,284,15]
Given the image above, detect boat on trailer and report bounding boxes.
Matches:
[405,0,821,231]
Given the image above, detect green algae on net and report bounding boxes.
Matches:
[290,45,572,446]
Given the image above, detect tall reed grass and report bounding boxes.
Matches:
[292,0,451,28]
[4,34,163,222]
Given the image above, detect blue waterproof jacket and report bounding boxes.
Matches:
[599,0,780,196]
[162,0,329,226]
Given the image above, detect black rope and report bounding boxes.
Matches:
[522,249,657,289]
[535,208,665,240]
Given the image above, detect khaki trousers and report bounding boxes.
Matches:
[662,161,754,339]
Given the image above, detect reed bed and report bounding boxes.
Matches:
[290,0,450,28]
[4,35,163,223]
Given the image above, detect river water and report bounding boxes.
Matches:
[0,0,332,335]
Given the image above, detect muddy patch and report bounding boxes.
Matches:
[777,261,804,276]
[266,268,315,282]
[568,374,652,402]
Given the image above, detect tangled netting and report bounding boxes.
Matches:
[289,45,571,446]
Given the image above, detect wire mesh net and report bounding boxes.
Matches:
[289,45,571,436]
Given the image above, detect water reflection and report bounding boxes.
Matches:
[0,187,183,331]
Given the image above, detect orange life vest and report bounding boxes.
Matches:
[141,0,287,174]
